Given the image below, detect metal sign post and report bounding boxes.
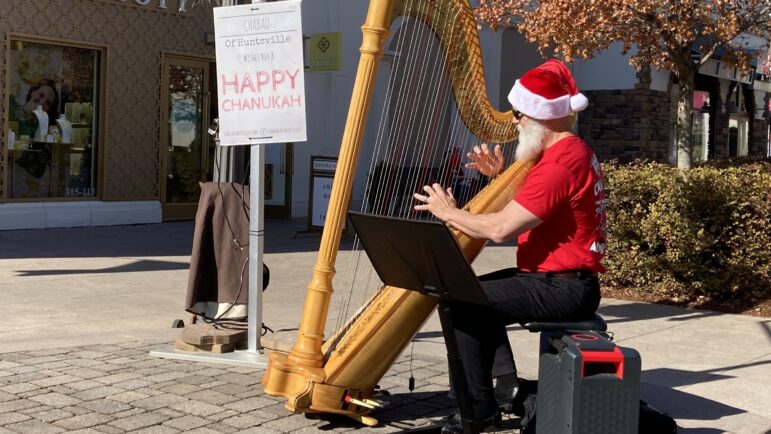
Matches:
[152,0,306,367]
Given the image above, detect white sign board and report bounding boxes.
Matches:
[214,1,307,145]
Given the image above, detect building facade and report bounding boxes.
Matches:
[0,0,215,229]
[1,0,769,230]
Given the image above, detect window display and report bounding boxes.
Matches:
[6,39,101,199]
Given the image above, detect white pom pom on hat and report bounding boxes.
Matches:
[507,59,588,120]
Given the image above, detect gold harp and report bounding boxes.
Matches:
[263,0,533,425]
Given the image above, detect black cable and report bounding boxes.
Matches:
[194,121,271,336]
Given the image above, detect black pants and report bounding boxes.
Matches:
[445,268,601,418]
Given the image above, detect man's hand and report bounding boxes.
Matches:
[413,183,457,221]
[465,143,504,177]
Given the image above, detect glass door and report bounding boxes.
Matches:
[263,142,293,220]
[160,55,212,220]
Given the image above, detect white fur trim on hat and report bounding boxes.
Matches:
[507,79,587,120]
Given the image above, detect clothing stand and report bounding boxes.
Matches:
[150,0,268,368]
[348,211,491,434]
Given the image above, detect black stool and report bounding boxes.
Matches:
[521,314,641,434]
[523,313,608,353]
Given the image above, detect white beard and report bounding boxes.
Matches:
[515,121,548,161]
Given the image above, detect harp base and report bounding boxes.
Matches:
[263,351,378,423]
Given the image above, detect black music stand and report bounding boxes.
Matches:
[348,211,489,434]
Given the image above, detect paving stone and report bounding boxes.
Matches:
[107,410,170,431]
[221,412,265,429]
[66,379,106,391]
[163,414,211,430]
[200,422,240,433]
[18,404,51,414]
[29,408,74,423]
[63,405,92,415]
[223,396,278,413]
[143,371,191,384]
[25,356,67,365]
[104,357,136,365]
[209,383,251,396]
[185,390,239,406]
[175,375,213,385]
[132,393,189,410]
[50,385,78,395]
[0,362,21,370]
[0,411,31,424]
[27,349,70,357]
[67,359,104,368]
[64,429,103,434]
[94,373,142,385]
[0,391,16,403]
[182,428,225,434]
[69,350,112,360]
[108,390,149,404]
[230,427,282,434]
[111,378,153,391]
[134,387,164,397]
[34,361,72,370]
[195,368,230,378]
[1,372,43,384]
[155,408,185,419]
[109,407,146,419]
[133,367,170,376]
[29,392,82,408]
[19,388,53,399]
[158,383,201,395]
[214,373,261,386]
[199,380,228,389]
[204,409,238,422]
[73,386,127,401]
[167,400,226,417]
[62,367,110,379]
[6,419,66,433]
[53,412,114,430]
[80,399,133,415]
[129,425,181,434]
[260,413,322,432]
[93,423,124,433]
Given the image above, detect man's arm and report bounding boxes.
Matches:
[414,183,542,243]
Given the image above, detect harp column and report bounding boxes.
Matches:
[285,0,395,370]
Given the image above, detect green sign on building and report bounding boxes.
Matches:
[309,32,342,71]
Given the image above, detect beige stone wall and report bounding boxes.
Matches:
[0,0,214,200]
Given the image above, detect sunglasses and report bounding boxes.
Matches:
[512,109,524,121]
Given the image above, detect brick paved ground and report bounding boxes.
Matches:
[0,342,521,433]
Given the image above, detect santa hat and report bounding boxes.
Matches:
[507,59,588,120]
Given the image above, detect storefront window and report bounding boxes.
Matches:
[6,39,101,199]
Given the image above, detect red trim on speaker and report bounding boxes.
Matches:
[579,347,624,379]
[571,333,599,341]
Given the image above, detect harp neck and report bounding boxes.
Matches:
[396,0,516,143]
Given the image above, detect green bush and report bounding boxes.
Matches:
[601,158,771,305]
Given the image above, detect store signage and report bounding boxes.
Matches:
[112,0,189,13]
[309,33,342,71]
[214,1,307,146]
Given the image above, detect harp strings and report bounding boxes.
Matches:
[330,0,516,339]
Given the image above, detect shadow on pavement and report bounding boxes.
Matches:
[598,302,722,323]
[0,219,357,260]
[14,259,189,276]
[641,381,745,423]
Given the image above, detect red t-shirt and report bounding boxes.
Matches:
[514,135,607,273]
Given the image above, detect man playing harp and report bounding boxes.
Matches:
[414,59,607,433]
